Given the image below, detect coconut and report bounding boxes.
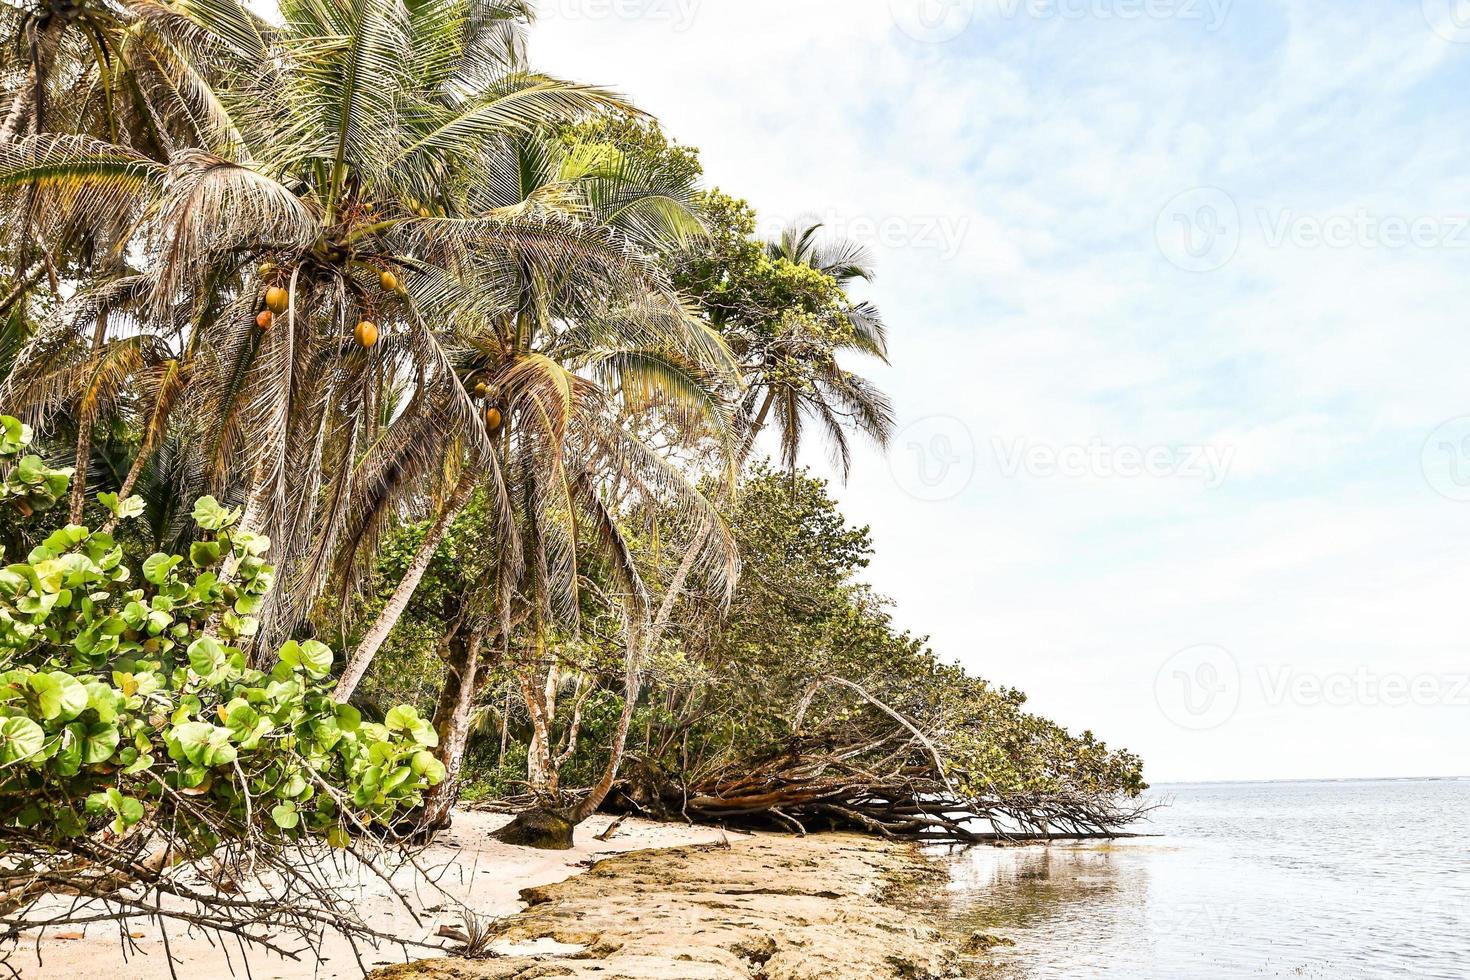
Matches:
[380,270,399,292]
[265,287,289,314]
[354,320,380,348]
[256,310,273,329]
[483,407,504,433]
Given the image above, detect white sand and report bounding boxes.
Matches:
[6,811,727,979]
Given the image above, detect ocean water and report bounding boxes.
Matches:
[934,779,1470,978]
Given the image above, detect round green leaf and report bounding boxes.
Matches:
[0,716,45,765]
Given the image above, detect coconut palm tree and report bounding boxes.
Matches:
[737,217,895,477]
[1,0,260,520]
[0,0,238,148]
[0,0,736,655]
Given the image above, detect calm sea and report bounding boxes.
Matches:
[933,779,1470,979]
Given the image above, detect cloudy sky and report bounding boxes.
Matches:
[531,0,1470,784]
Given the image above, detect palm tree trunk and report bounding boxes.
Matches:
[420,632,485,830]
[0,262,43,318]
[333,473,476,702]
[69,308,109,524]
[738,388,777,464]
[571,661,641,824]
[100,360,185,535]
[521,656,559,799]
[568,521,709,824]
[1,64,35,142]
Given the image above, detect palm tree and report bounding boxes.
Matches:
[397,136,743,830]
[0,0,235,148]
[1,0,250,521]
[2,0,733,654]
[739,217,895,476]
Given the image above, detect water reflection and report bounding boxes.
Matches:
[927,780,1470,979]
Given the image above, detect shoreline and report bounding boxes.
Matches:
[10,813,1005,980]
[374,831,982,980]
[7,812,726,979]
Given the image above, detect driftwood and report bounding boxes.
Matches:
[621,676,1152,845]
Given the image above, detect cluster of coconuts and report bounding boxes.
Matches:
[256,282,288,331]
[255,265,403,350]
[352,270,401,348]
[475,381,504,434]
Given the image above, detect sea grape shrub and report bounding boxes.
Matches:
[0,416,71,518]
[0,416,443,854]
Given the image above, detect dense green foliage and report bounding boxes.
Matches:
[632,465,1145,804]
[0,417,440,856]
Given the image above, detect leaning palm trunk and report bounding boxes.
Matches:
[68,308,109,523]
[420,633,486,830]
[571,654,642,824]
[0,64,35,142]
[495,529,706,848]
[334,473,476,702]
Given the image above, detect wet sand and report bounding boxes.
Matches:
[373,832,979,980]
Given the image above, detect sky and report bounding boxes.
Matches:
[530,0,1470,784]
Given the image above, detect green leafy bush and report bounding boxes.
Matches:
[0,416,71,518]
[0,417,442,856]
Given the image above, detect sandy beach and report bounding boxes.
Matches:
[7,814,988,980]
[5,812,725,979]
[374,832,972,980]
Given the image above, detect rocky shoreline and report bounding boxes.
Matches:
[372,832,996,980]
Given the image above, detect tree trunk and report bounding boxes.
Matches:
[420,632,485,831]
[571,678,639,824]
[69,308,109,524]
[0,64,35,142]
[0,261,43,318]
[521,661,558,799]
[739,388,777,464]
[333,473,475,702]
